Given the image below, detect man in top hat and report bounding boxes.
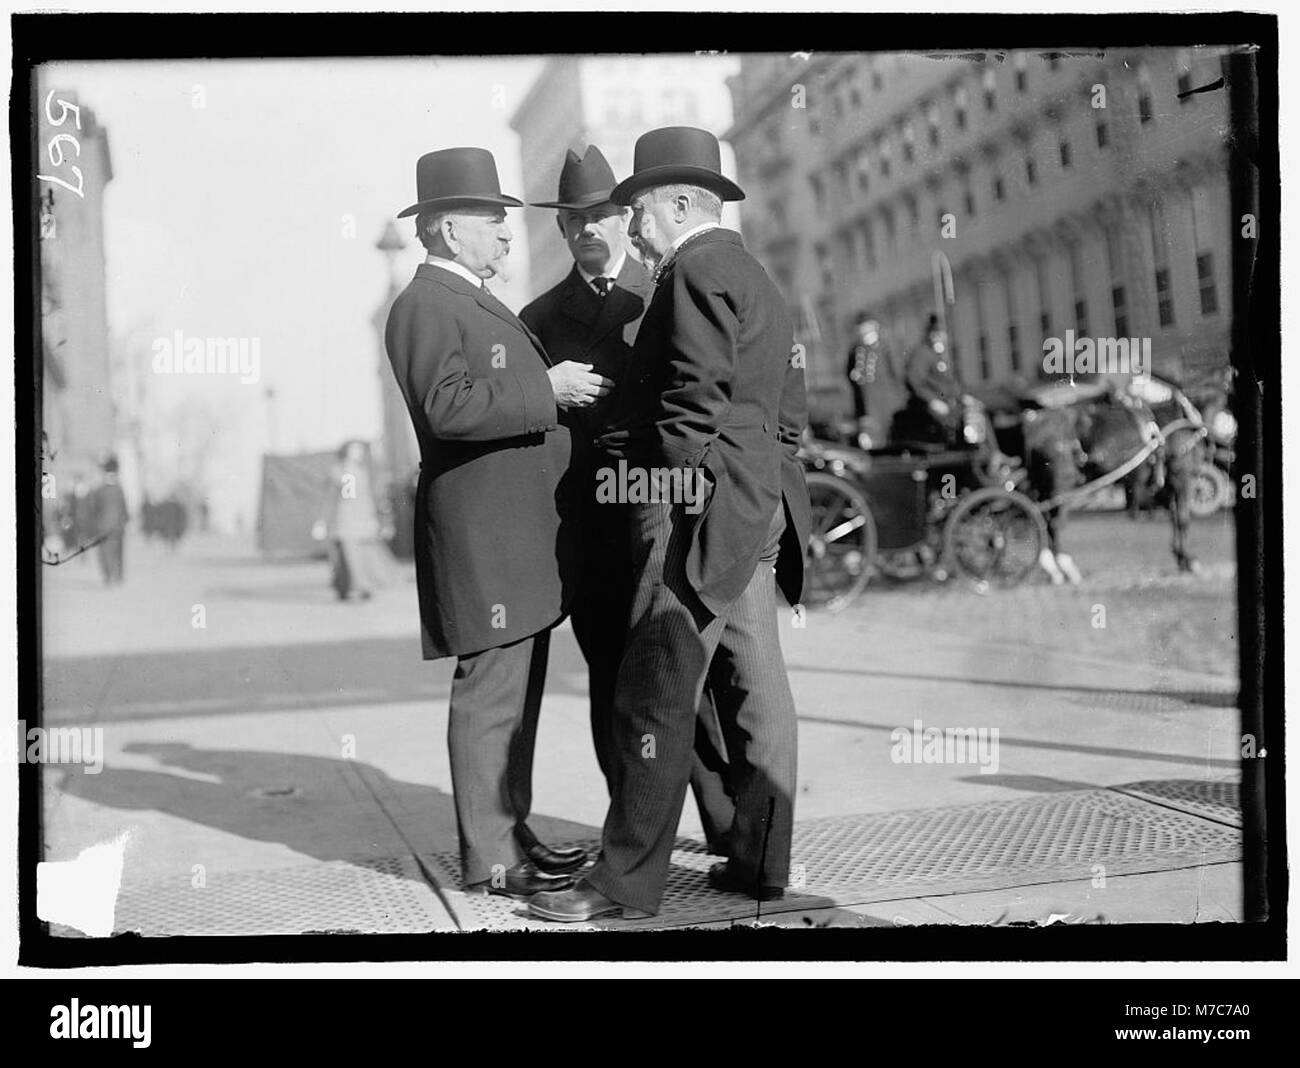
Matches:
[384,146,613,898]
[529,127,812,922]
[518,146,736,850]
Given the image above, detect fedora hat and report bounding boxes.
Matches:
[397,147,523,218]
[610,126,745,206]
[531,145,620,211]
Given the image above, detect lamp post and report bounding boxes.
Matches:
[931,250,955,335]
[373,221,416,489]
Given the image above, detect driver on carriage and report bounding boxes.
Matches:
[892,314,967,448]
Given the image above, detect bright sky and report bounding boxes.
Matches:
[44,57,545,526]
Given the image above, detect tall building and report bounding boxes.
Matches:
[510,55,740,297]
[725,49,1238,416]
[37,81,115,486]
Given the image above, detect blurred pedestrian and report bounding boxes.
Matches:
[93,456,129,585]
[322,440,386,601]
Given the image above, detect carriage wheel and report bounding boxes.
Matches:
[803,471,877,612]
[941,487,1047,590]
[1188,460,1232,518]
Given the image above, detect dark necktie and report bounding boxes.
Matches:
[592,276,611,298]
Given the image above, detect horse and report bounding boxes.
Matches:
[1015,389,1208,583]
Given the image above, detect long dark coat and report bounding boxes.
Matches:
[602,228,811,615]
[384,264,580,659]
[519,255,653,442]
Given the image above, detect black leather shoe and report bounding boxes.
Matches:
[528,879,654,923]
[706,861,785,901]
[515,824,588,875]
[466,861,575,900]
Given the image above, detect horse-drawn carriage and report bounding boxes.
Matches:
[800,373,1212,611]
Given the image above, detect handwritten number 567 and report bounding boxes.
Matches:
[37,90,85,198]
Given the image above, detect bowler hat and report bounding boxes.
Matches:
[531,146,620,211]
[397,147,523,218]
[610,127,745,205]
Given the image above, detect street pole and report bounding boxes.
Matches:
[932,249,954,334]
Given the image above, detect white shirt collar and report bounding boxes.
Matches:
[668,222,720,257]
[425,254,486,289]
[576,249,627,289]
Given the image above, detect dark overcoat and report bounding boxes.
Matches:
[518,255,653,441]
[384,264,580,659]
[603,228,811,615]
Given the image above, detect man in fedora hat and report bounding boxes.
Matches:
[529,127,812,922]
[385,146,613,898]
[519,145,737,850]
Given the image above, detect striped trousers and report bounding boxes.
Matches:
[584,497,798,914]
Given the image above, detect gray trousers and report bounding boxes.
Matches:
[585,499,798,914]
[447,629,550,885]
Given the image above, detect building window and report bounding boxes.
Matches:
[1096,120,1109,148]
[926,103,941,147]
[982,68,997,111]
[964,188,976,216]
[1190,185,1219,316]
[1048,54,1061,72]
[816,244,833,289]
[1074,299,1089,336]
[879,143,892,178]
[954,86,968,130]
[993,175,1005,201]
[809,174,826,214]
[1040,311,1052,336]
[872,68,883,90]
[1139,94,1153,124]
[1105,229,1128,336]
[1059,140,1072,168]
[1156,268,1175,326]
[857,167,870,193]
[1014,52,1028,92]
[977,334,990,380]
[902,123,915,163]
[862,222,877,269]
[1138,64,1153,124]
[1197,253,1219,315]
[1004,275,1022,373]
[1025,156,1037,185]
[850,87,862,109]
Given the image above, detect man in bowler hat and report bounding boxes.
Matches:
[519,146,737,851]
[384,147,612,897]
[529,127,812,921]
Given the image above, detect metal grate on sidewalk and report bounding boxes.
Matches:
[95,785,1242,936]
[431,786,1242,930]
[1108,779,1241,828]
[112,855,449,936]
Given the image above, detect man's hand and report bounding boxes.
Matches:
[548,361,613,409]
[929,398,950,418]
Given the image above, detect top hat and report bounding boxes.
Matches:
[531,146,620,211]
[397,147,523,219]
[610,127,745,206]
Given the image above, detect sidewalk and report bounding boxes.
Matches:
[39,526,1243,933]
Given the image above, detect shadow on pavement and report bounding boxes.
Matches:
[42,634,594,724]
[52,741,598,887]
